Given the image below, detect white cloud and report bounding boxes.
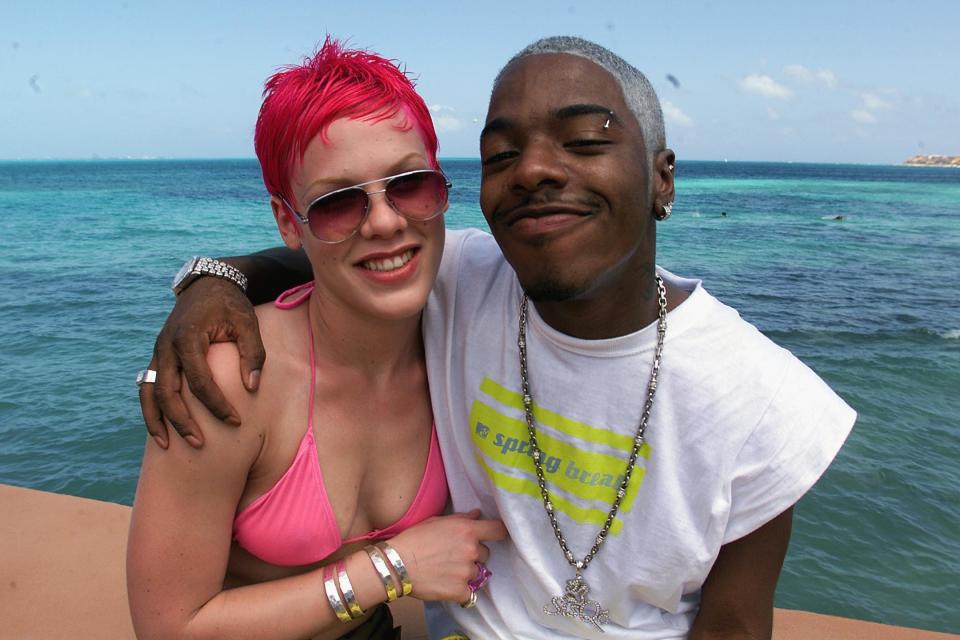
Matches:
[432,115,462,132]
[739,74,793,100]
[858,92,892,111]
[784,64,838,88]
[429,104,462,132]
[817,70,838,88]
[850,109,878,124]
[662,101,693,127]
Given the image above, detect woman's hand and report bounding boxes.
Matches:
[388,511,508,604]
[141,277,265,449]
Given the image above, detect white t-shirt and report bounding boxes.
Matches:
[423,229,856,639]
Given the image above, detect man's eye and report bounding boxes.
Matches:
[565,139,611,149]
[481,150,518,166]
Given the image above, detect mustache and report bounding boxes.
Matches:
[490,190,602,224]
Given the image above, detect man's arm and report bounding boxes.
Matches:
[688,507,793,640]
[226,247,313,306]
[141,246,310,448]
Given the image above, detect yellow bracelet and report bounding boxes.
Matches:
[336,560,365,619]
[322,564,352,623]
[376,542,413,596]
[365,545,400,602]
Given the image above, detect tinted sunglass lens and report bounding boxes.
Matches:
[307,189,368,241]
[387,172,447,219]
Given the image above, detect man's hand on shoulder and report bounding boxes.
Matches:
[141,277,265,449]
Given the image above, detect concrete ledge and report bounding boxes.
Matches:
[1,484,955,639]
[773,609,956,639]
[1,483,135,639]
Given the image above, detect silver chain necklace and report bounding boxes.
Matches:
[517,275,667,633]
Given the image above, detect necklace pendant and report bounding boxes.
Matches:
[543,574,610,632]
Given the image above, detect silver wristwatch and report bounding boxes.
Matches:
[172,256,248,296]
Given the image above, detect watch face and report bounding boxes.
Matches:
[173,256,201,290]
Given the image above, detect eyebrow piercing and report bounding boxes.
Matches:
[602,111,613,130]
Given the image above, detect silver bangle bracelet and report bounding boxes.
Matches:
[336,560,364,619]
[375,542,413,596]
[322,564,352,623]
[365,545,400,602]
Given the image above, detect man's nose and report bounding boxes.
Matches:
[510,139,569,193]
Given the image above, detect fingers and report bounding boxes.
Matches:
[154,360,205,448]
[154,337,205,448]
[473,518,508,542]
[445,510,508,541]
[139,362,169,449]
[172,328,240,428]
[235,312,265,392]
[475,543,491,564]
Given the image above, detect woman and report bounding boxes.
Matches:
[127,40,505,640]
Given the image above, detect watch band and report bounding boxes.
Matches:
[172,256,248,295]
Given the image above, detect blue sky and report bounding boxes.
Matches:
[2,1,958,163]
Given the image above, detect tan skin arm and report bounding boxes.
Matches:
[689,507,794,640]
[129,343,508,640]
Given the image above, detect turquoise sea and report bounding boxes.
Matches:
[1,159,958,633]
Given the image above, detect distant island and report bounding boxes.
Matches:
[904,154,960,167]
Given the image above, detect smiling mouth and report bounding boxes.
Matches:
[360,249,416,272]
[502,204,592,227]
[499,205,592,239]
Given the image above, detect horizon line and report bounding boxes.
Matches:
[0,156,927,167]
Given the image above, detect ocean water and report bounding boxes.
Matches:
[1,159,958,633]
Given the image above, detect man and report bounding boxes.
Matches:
[142,37,855,638]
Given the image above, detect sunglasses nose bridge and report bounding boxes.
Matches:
[363,186,402,217]
[364,185,390,198]
[360,186,409,235]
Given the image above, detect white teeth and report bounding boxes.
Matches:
[362,249,415,272]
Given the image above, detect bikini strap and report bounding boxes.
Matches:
[306,300,317,434]
[275,282,315,309]
[274,281,318,434]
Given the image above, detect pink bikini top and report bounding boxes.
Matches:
[232,283,448,567]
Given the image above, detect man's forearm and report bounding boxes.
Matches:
[223,247,312,305]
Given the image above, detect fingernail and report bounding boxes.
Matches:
[226,415,241,427]
[248,369,261,390]
[185,435,202,448]
[153,436,168,449]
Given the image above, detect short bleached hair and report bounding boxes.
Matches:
[494,36,665,170]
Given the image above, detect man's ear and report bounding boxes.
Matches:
[653,149,676,211]
[270,196,303,250]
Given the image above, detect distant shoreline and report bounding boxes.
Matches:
[904,154,960,167]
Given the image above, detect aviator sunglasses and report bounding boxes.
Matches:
[278,169,452,243]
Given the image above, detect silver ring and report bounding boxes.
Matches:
[458,590,478,609]
[136,369,157,386]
